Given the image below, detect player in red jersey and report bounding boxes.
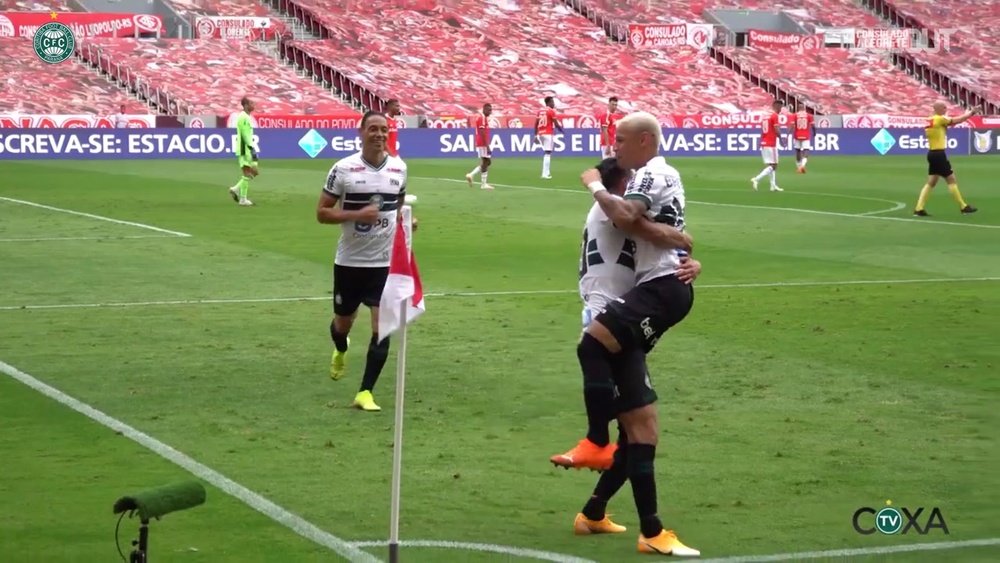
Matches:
[385,99,401,157]
[792,108,816,174]
[534,96,564,179]
[598,96,623,158]
[750,99,785,192]
[465,103,494,191]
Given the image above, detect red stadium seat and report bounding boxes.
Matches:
[78,38,357,115]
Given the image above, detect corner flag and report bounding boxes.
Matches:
[378,206,424,342]
[381,205,423,563]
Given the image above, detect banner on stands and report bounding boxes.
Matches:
[0,114,156,128]
[746,29,823,50]
[0,12,161,38]
[627,23,714,49]
[194,16,280,40]
[0,127,975,160]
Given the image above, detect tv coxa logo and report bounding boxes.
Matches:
[853,501,949,535]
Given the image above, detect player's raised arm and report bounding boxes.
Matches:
[582,168,646,226]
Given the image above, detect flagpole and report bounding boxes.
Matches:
[388,297,408,563]
[388,206,413,563]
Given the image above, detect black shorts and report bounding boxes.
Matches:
[333,264,389,316]
[927,150,953,177]
[597,275,694,411]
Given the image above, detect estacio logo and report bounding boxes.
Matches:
[33,12,75,64]
[297,129,328,159]
[870,128,896,155]
[852,500,949,535]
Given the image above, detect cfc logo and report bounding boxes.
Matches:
[852,501,949,535]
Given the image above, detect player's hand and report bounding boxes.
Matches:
[412,216,419,231]
[677,232,694,254]
[972,106,982,115]
[356,204,380,224]
[676,256,701,285]
[580,168,602,189]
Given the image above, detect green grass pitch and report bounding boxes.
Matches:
[1,155,999,562]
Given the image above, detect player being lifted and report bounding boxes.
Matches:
[465,103,494,190]
[913,103,979,216]
[316,111,411,412]
[229,97,259,206]
[535,96,564,179]
[793,107,815,174]
[598,96,624,158]
[386,99,401,157]
[750,99,784,192]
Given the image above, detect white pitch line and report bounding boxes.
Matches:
[415,177,1000,229]
[0,235,177,243]
[0,359,379,563]
[696,537,1000,562]
[2,277,999,312]
[0,196,192,238]
[350,540,596,563]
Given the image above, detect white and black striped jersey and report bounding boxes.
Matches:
[622,156,686,284]
[323,152,407,268]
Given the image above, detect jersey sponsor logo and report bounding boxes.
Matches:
[349,166,366,172]
[390,178,401,186]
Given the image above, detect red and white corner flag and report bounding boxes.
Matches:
[378,205,424,343]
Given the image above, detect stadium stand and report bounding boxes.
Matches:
[0,39,147,113]
[865,0,1000,111]
[0,0,75,9]
[278,0,775,116]
[564,0,880,39]
[79,38,357,115]
[715,47,946,114]
[161,0,272,18]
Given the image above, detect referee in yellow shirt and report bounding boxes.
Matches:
[913,102,979,216]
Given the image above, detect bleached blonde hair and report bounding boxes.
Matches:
[616,111,663,146]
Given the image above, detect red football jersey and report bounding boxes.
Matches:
[386,117,399,156]
[793,112,814,141]
[537,108,557,135]
[473,113,490,147]
[599,111,623,146]
[760,112,780,147]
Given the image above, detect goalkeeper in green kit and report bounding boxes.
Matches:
[229,97,259,206]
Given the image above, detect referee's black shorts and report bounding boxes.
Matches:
[927,150,953,177]
[333,264,389,316]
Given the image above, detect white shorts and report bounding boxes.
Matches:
[793,139,811,150]
[581,293,613,327]
[476,146,491,158]
[538,134,553,152]
[601,145,616,158]
[761,146,779,164]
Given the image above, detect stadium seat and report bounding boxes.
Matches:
[715,46,945,114]
[0,39,147,114]
[78,38,358,115]
[279,0,774,116]
[874,0,1000,109]
[0,0,76,10]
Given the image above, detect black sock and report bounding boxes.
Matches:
[627,443,663,538]
[582,431,629,520]
[578,333,615,446]
[359,334,390,392]
[329,323,348,353]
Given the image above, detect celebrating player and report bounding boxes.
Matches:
[913,103,979,216]
[793,108,815,173]
[555,112,700,556]
[750,99,784,192]
[316,111,411,412]
[229,97,259,206]
[535,96,564,179]
[598,97,623,158]
[465,103,494,190]
[385,99,401,157]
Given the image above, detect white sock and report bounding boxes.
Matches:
[769,168,778,187]
[543,154,551,176]
[801,157,808,167]
[753,167,771,181]
[469,165,481,177]
[481,171,488,186]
